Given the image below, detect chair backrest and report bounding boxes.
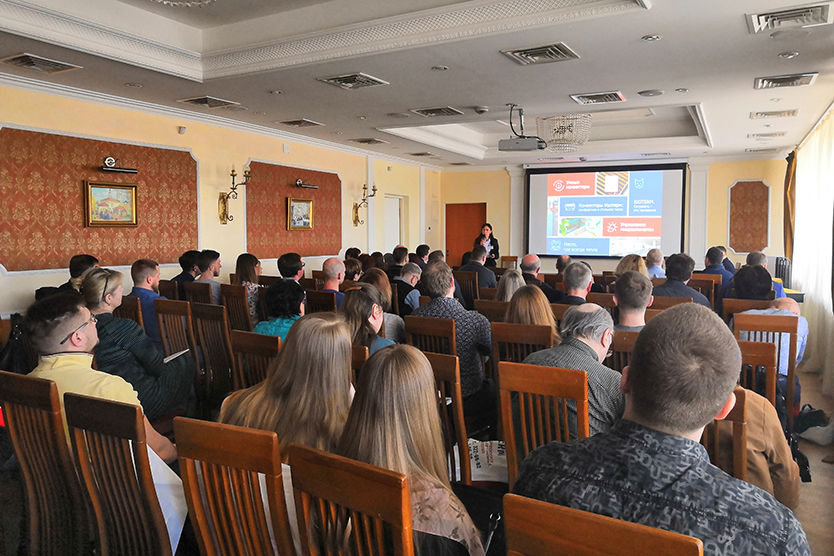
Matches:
[299,277,318,291]
[64,393,172,556]
[687,278,715,309]
[338,279,357,292]
[154,299,199,363]
[157,279,178,300]
[722,298,772,324]
[479,287,497,300]
[542,274,563,288]
[311,270,326,291]
[453,270,479,310]
[610,330,639,373]
[501,256,518,269]
[259,275,283,287]
[230,330,281,390]
[503,494,703,556]
[191,303,236,414]
[185,281,213,304]
[498,361,589,488]
[738,340,778,408]
[173,417,295,556]
[113,294,145,331]
[404,315,456,355]
[473,299,509,323]
[423,352,471,485]
[306,290,338,313]
[0,372,89,556]
[491,323,554,366]
[645,308,662,322]
[289,444,415,556]
[692,273,723,307]
[733,313,798,428]
[550,303,570,327]
[490,267,509,278]
[651,277,667,287]
[390,281,400,316]
[221,283,253,332]
[352,344,369,377]
[586,292,616,320]
[650,296,692,310]
[702,387,748,482]
[418,295,430,307]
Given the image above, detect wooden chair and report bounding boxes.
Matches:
[404,316,456,355]
[157,279,178,300]
[687,278,716,309]
[473,299,508,323]
[702,386,748,482]
[501,256,518,269]
[64,393,172,556]
[692,273,723,308]
[453,270,479,310]
[651,277,667,287]
[154,299,199,364]
[259,275,283,287]
[173,417,296,556]
[306,290,337,313]
[490,267,509,279]
[586,292,616,320]
[542,273,563,288]
[479,287,497,300]
[352,344,369,377]
[504,494,703,556]
[650,296,692,310]
[733,313,798,426]
[499,361,589,488]
[185,281,213,304]
[230,330,281,390]
[645,308,662,322]
[299,277,318,291]
[191,303,236,416]
[338,279,357,292]
[0,372,89,556]
[550,303,570,326]
[113,294,145,331]
[491,323,554,366]
[311,270,326,291]
[592,274,606,290]
[722,298,772,324]
[289,444,414,556]
[418,295,430,307]
[220,283,254,332]
[610,330,639,373]
[424,352,471,485]
[738,340,778,408]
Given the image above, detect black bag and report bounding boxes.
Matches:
[0,314,33,375]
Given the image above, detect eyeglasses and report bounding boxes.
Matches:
[301,262,306,268]
[101,273,111,303]
[59,314,97,345]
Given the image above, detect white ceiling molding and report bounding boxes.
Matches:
[0,0,203,81]
[379,125,489,160]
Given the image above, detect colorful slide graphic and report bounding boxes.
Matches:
[545,171,663,256]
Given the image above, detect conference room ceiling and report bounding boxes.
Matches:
[2,0,834,167]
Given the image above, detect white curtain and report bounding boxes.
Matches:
[794,111,834,396]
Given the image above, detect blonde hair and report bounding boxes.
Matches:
[615,254,649,278]
[505,285,560,345]
[73,267,123,309]
[219,313,353,459]
[495,269,525,302]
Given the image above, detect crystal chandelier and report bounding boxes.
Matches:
[536,114,593,153]
[149,0,215,7]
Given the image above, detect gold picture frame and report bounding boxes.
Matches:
[288,197,313,230]
[84,181,138,227]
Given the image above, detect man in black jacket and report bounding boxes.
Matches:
[458,245,497,289]
[520,254,565,303]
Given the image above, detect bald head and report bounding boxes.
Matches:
[771,297,800,316]
[520,254,541,274]
[322,257,345,283]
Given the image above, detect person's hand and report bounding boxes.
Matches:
[480,238,487,246]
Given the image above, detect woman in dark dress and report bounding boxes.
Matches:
[473,223,499,267]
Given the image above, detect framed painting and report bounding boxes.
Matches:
[84,181,137,227]
[288,197,313,230]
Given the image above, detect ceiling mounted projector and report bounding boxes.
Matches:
[498,104,546,152]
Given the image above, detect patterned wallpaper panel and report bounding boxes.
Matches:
[0,128,198,272]
[729,180,769,253]
[246,162,342,258]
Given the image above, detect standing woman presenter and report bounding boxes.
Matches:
[473,222,499,267]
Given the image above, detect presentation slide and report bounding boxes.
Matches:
[527,164,686,258]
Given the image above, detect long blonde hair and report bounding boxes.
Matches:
[495,269,525,302]
[219,313,353,459]
[505,285,560,345]
[73,267,123,310]
[615,254,649,278]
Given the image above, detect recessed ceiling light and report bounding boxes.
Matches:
[638,89,664,97]
[270,90,283,95]
[253,111,265,115]
[771,98,783,102]
[431,65,449,71]
[675,88,689,93]
[125,83,142,88]
[334,131,343,135]
[641,35,662,42]
[779,51,800,59]
[763,124,773,127]
[357,116,369,120]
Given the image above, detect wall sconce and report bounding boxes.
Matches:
[352,183,377,227]
[296,179,318,189]
[219,165,251,225]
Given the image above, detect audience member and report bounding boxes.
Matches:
[386,246,409,282]
[358,253,376,272]
[358,268,405,343]
[460,251,472,267]
[746,251,786,299]
[25,291,177,463]
[253,279,305,342]
[232,253,263,327]
[321,258,346,310]
[413,262,493,422]
[76,268,196,421]
[559,262,593,305]
[277,252,305,282]
[370,251,387,271]
[733,264,774,301]
[613,271,653,332]
[196,249,222,304]
[415,244,431,269]
[171,249,200,300]
[458,244,497,288]
[495,268,525,302]
[520,254,564,303]
[703,246,733,287]
[645,248,665,278]
[555,255,572,274]
[513,304,810,555]
[522,304,624,436]
[717,245,736,276]
[579,260,606,293]
[393,262,422,316]
[383,252,397,268]
[427,250,445,264]
[341,283,395,355]
[129,258,166,351]
[35,254,99,301]
[343,257,363,281]
[344,247,361,260]
[505,285,560,346]
[614,254,649,278]
[338,345,486,556]
[651,253,710,308]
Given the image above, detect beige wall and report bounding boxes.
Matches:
[371,160,421,250]
[439,169,511,254]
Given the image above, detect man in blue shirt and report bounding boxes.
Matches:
[129,258,166,352]
[645,248,665,278]
[651,253,710,308]
[320,257,346,310]
[703,246,733,288]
